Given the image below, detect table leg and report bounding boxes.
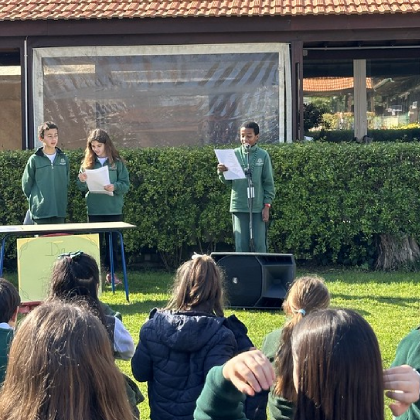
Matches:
[108,232,115,293]
[0,234,9,277]
[118,231,130,302]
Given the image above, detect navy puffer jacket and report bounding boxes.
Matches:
[131,309,238,420]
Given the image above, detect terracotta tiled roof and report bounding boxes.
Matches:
[304,77,373,93]
[0,0,419,21]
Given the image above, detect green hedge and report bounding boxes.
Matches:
[309,128,420,143]
[1,143,420,269]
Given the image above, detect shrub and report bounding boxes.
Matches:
[2,142,420,269]
[309,128,420,143]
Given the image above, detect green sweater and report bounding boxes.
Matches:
[194,365,247,420]
[391,327,420,420]
[219,145,275,213]
[77,158,130,216]
[261,329,294,420]
[0,327,14,385]
[21,147,69,220]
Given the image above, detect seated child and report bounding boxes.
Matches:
[391,314,420,419]
[260,275,330,420]
[46,251,142,418]
[194,309,420,420]
[47,251,133,360]
[0,300,134,420]
[131,253,256,420]
[0,278,21,385]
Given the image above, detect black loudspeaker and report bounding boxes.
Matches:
[210,252,296,309]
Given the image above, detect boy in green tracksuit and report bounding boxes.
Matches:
[0,279,21,385]
[217,121,275,253]
[21,121,69,224]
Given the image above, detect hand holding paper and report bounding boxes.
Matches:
[84,166,114,196]
[215,149,246,180]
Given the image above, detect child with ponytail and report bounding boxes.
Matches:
[261,275,330,420]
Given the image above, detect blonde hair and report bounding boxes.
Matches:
[0,300,133,420]
[165,254,225,316]
[274,275,330,400]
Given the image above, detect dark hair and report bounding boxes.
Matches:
[0,279,21,323]
[47,251,105,324]
[0,300,133,420]
[291,308,384,420]
[241,121,260,135]
[82,128,123,169]
[38,121,58,139]
[165,254,226,316]
[274,276,330,400]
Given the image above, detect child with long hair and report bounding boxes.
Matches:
[0,300,134,420]
[0,278,21,385]
[47,250,134,359]
[77,128,130,284]
[47,251,142,418]
[131,253,254,420]
[291,308,384,420]
[194,309,420,420]
[260,275,330,420]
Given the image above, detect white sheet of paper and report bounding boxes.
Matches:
[215,149,246,180]
[84,166,113,196]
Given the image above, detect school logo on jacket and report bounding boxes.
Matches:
[256,158,264,166]
[59,158,67,165]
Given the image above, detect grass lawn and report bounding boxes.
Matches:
[4,266,420,419]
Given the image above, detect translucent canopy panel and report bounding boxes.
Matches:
[33,44,291,149]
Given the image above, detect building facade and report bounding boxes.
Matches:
[0,0,419,149]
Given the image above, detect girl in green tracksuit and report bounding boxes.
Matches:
[77,129,130,283]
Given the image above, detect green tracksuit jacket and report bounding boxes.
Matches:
[261,328,295,420]
[21,147,69,220]
[77,158,130,216]
[194,364,247,420]
[0,327,13,385]
[218,145,275,213]
[391,327,420,420]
